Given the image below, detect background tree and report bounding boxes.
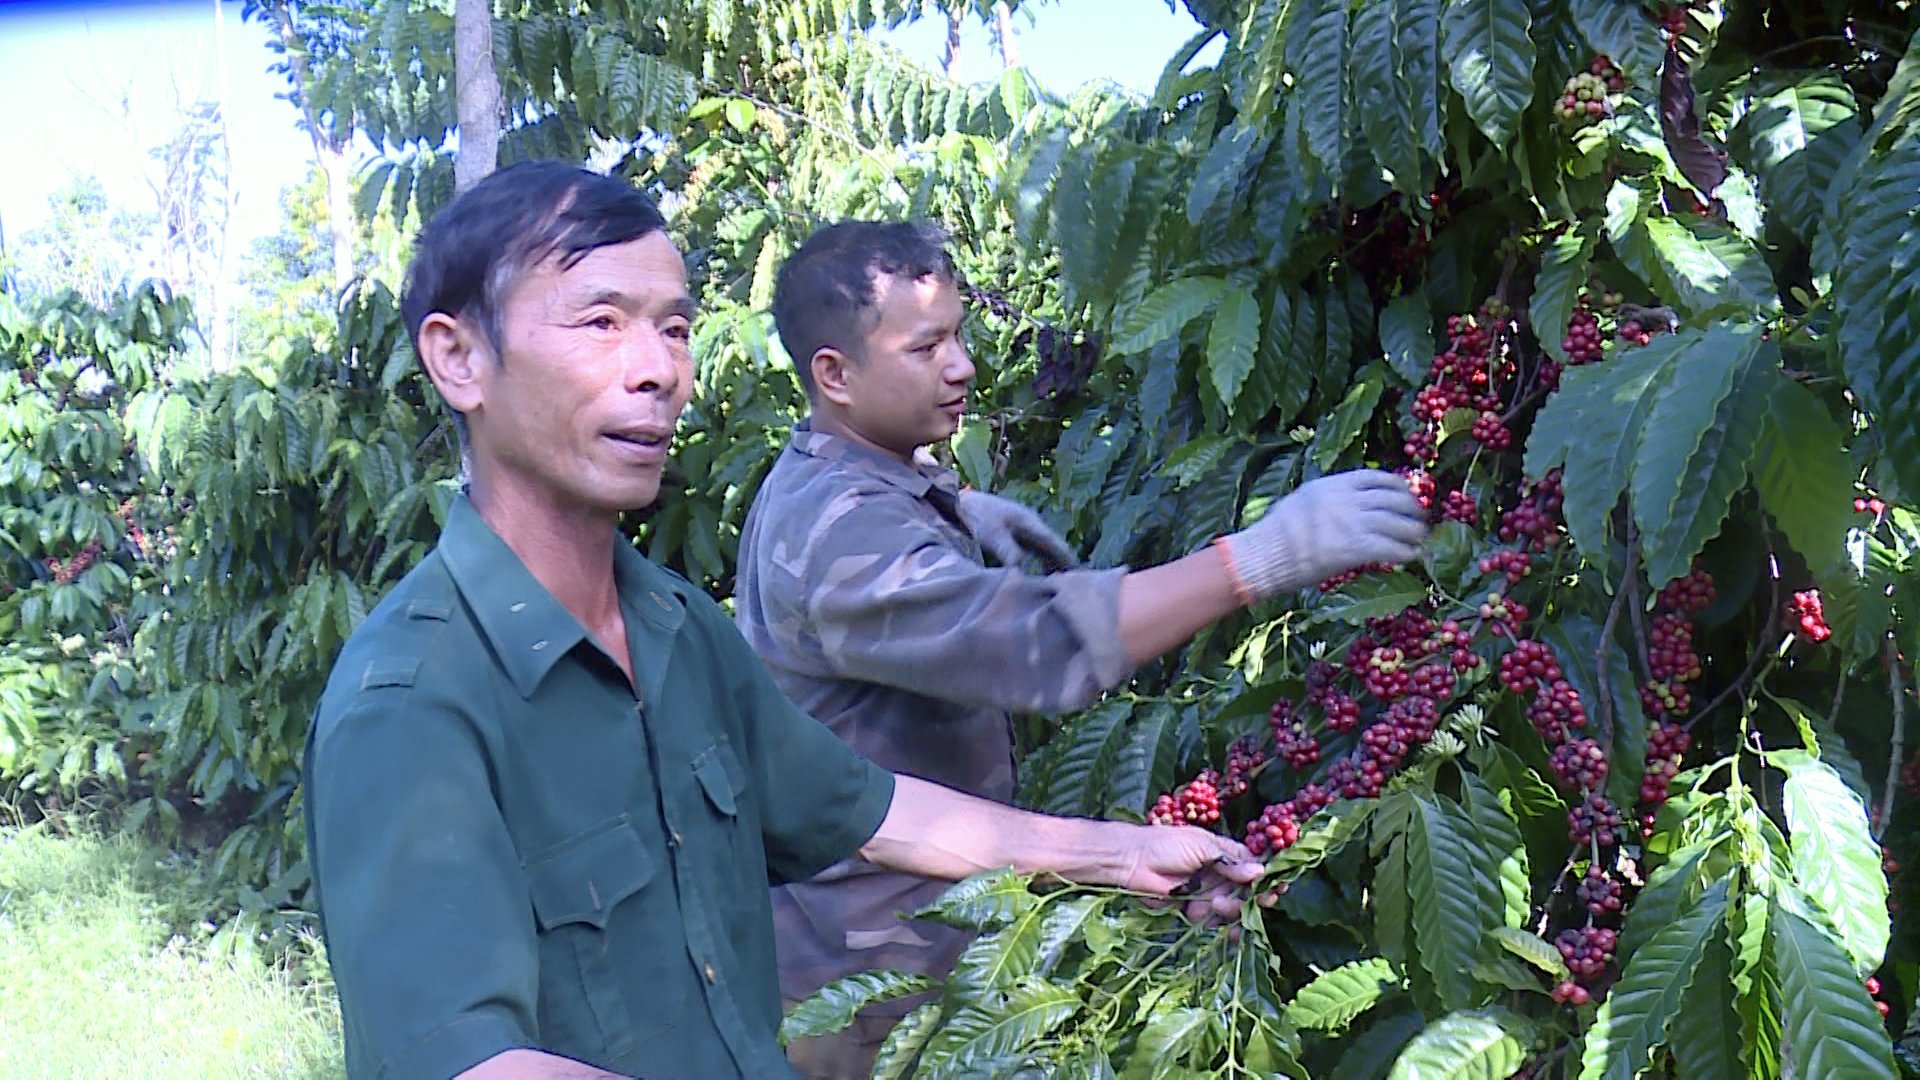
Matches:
[248,0,361,292]
[5,180,157,307]
[452,0,503,193]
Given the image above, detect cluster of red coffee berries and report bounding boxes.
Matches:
[1479,549,1532,584]
[1562,308,1606,363]
[1789,589,1832,643]
[1569,791,1627,848]
[1489,632,1620,843]
[1856,495,1889,518]
[1497,471,1565,553]
[1270,700,1322,770]
[1149,770,1222,826]
[1577,863,1625,917]
[1640,721,1692,820]
[1539,304,1608,391]
[1661,4,1691,40]
[1348,609,1479,706]
[1636,568,1713,726]
[1554,56,1625,126]
[45,539,102,585]
[1551,738,1609,792]
[1866,975,1892,1019]
[1318,561,1397,592]
[1497,634,1589,745]
[1553,925,1618,1004]
[1441,489,1477,524]
[1306,660,1364,731]
[1498,639,1559,696]
[1223,736,1266,797]
[1245,802,1302,856]
[1404,310,1514,470]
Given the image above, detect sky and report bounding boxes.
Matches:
[0,0,1210,251]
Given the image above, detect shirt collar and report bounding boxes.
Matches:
[787,419,961,500]
[439,495,687,700]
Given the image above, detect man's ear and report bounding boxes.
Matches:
[416,312,491,418]
[811,346,858,408]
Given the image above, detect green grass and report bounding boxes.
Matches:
[0,822,343,1079]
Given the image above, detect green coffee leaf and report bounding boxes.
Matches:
[1774,749,1891,973]
[1387,1007,1532,1079]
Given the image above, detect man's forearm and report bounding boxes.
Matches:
[858,774,1134,885]
[1116,544,1244,668]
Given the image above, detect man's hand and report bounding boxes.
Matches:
[1109,823,1268,924]
[862,776,1270,924]
[955,489,1079,570]
[1217,469,1427,600]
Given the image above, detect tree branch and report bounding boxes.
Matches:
[1595,529,1638,741]
[1693,560,1781,727]
[1879,637,1906,838]
[1625,549,1653,683]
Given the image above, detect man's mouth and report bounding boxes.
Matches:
[603,427,673,462]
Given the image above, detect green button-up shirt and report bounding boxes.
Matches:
[304,496,895,1080]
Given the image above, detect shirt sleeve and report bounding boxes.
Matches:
[798,493,1134,714]
[305,685,538,1080]
[712,608,897,886]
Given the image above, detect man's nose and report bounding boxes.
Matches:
[624,323,682,395]
[945,341,975,386]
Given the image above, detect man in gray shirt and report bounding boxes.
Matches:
[736,221,1426,1078]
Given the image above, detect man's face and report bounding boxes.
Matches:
[466,231,696,513]
[835,273,975,458]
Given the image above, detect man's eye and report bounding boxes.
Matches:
[665,322,693,342]
[582,315,619,331]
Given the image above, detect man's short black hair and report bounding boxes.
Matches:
[771,220,956,397]
[401,161,668,439]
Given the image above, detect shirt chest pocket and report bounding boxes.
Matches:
[690,739,746,819]
[525,819,682,1060]
[690,737,767,899]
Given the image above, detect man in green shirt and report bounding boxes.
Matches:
[302,161,1264,1080]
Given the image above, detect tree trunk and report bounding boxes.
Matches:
[209,0,235,371]
[993,1,1021,69]
[454,0,503,194]
[944,7,964,79]
[317,144,356,289]
[269,0,356,290]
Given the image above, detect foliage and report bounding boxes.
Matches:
[778,1,1920,1075]
[0,283,187,803]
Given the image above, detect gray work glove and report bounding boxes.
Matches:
[1217,469,1427,601]
[956,490,1080,570]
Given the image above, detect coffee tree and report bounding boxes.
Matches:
[782,1,1920,1076]
[0,283,189,801]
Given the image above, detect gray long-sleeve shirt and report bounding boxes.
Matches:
[734,422,1131,1008]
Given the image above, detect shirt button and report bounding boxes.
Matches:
[651,591,673,612]
[531,640,548,651]
[704,962,717,984]
[670,831,682,846]
[509,602,526,613]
